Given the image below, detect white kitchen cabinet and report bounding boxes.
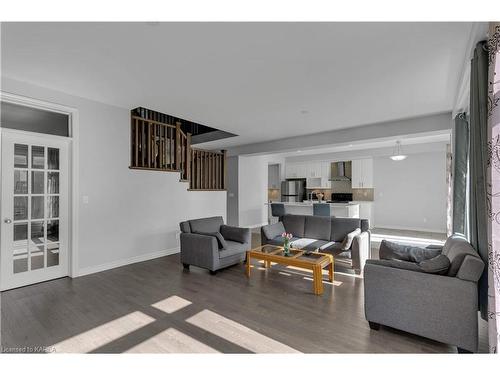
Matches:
[351,158,373,188]
[320,161,330,180]
[285,162,307,178]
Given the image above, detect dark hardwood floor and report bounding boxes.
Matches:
[0,231,488,353]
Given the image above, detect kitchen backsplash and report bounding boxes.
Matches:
[352,188,374,201]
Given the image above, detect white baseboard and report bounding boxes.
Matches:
[76,247,180,277]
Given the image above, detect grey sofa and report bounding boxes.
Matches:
[364,235,485,353]
[179,216,251,274]
[260,214,370,274]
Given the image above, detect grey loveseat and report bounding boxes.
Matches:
[260,214,370,274]
[364,235,485,353]
[179,216,251,274]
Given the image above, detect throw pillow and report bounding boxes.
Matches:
[193,231,227,250]
[419,254,451,275]
[340,228,361,250]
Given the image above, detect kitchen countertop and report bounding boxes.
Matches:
[266,201,359,207]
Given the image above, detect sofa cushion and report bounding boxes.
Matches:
[304,216,331,241]
[365,259,423,272]
[262,221,285,241]
[320,241,347,256]
[219,240,247,258]
[179,221,191,233]
[419,254,450,275]
[220,225,249,244]
[269,235,300,246]
[189,216,224,234]
[340,228,361,250]
[441,235,480,276]
[330,217,362,242]
[291,238,329,251]
[379,240,442,263]
[282,215,305,237]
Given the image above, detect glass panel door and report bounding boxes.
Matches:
[1,130,69,291]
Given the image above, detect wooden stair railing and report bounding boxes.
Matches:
[189,149,226,190]
[130,111,225,190]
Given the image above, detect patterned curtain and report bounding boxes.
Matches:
[487,22,500,354]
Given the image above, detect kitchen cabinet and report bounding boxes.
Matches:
[268,164,280,189]
[286,161,331,188]
[351,158,373,188]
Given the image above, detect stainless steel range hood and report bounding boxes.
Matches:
[329,161,352,181]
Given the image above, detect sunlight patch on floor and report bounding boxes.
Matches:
[303,276,343,287]
[152,295,192,314]
[126,327,219,353]
[186,309,301,353]
[52,311,155,353]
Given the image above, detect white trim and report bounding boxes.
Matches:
[373,225,446,234]
[0,91,80,278]
[246,222,268,229]
[76,247,180,277]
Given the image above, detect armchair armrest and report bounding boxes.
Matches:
[364,262,479,352]
[220,225,251,244]
[260,222,285,243]
[180,233,219,271]
[351,231,370,273]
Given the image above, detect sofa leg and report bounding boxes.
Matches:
[209,270,218,275]
[457,347,472,354]
[182,263,190,270]
[368,321,380,331]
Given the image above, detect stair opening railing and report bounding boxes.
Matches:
[130,111,225,190]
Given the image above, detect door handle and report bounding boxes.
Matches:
[4,218,12,224]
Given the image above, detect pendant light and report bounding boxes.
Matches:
[390,140,407,161]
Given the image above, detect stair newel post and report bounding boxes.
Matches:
[186,132,191,183]
[222,150,227,190]
[175,121,181,172]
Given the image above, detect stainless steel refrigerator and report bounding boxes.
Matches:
[281,179,306,202]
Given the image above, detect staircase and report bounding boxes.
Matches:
[129,109,226,190]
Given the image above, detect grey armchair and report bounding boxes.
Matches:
[364,235,485,353]
[179,216,251,274]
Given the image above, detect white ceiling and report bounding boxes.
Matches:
[1,22,478,148]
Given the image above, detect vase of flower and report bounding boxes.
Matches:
[281,232,293,256]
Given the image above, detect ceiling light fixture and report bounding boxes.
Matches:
[390,140,407,161]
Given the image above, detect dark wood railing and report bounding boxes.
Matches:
[130,113,225,190]
[189,149,226,190]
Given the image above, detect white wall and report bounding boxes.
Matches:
[373,151,447,232]
[238,155,268,227]
[232,154,286,228]
[1,78,227,275]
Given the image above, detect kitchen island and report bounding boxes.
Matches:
[266,201,359,221]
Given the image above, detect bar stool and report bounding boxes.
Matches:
[313,203,331,217]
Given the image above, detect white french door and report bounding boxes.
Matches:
[1,130,69,291]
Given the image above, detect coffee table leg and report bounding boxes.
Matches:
[329,258,334,282]
[313,265,323,295]
[246,252,251,277]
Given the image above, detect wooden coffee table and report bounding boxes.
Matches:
[245,245,334,295]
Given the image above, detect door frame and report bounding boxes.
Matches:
[0,91,80,279]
